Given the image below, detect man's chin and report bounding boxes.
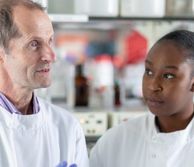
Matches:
[42,83,51,88]
[35,81,51,89]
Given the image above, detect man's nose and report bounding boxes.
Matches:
[41,45,56,63]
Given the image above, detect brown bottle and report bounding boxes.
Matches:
[74,64,89,107]
[114,80,121,107]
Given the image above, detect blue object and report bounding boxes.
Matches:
[56,161,77,167]
[86,41,115,57]
[56,161,67,167]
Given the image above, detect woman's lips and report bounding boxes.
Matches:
[146,98,164,107]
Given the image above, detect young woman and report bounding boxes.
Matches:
[90,30,194,167]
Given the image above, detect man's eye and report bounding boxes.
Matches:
[163,73,175,79]
[49,38,54,47]
[145,68,153,76]
[29,40,39,49]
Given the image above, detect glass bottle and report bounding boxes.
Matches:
[114,80,121,107]
[74,64,89,107]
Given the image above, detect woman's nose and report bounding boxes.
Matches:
[148,77,163,92]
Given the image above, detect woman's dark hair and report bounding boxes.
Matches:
[157,30,194,61]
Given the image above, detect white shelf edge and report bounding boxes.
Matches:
[49,14,89,23]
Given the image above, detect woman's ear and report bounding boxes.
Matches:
[191,84,194,92]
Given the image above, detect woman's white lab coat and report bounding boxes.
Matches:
[90,113,194,167]
[0,98,89,167]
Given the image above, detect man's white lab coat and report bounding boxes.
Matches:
[0,98,89,167]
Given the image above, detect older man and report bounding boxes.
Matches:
[0,0,89,166]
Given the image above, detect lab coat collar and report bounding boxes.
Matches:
[149,112,194,145]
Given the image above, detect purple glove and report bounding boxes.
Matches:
[56,161,67,167]
[56,161,77,167]
[69,164,77,167]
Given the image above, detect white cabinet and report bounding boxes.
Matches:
[121,0,166,17]
[47,0,74,14]
[74,0,119,17]
[46,0,118,17]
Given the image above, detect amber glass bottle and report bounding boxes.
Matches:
[74,64,89,107]
[114,80,121,107]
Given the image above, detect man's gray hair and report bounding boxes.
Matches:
[0,0,45,51]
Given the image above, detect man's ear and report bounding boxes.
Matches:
[0,48,6,63]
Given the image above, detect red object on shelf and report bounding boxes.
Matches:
[94,54,112,62]
[113,56,125,69]
[124,30,147,64]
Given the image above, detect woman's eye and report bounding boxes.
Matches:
[163,73,175,79]
[145,68,153,76]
